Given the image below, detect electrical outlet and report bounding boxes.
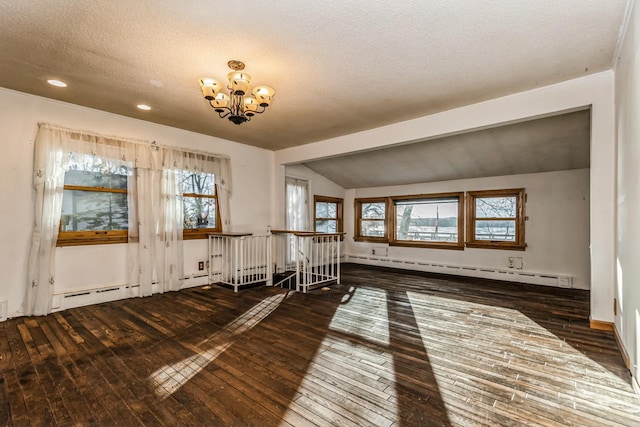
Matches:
[508,257,523,269]
[198,261,205,271]
[371,246,388,257]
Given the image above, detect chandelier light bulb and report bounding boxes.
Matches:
[252,86,275,106]
[210,92,229,111]
[199,78,223,100]
[244,97,259,116]
[227,71,251,95]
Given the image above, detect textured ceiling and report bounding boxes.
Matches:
[0,1,628,151]
[302,110,591,188]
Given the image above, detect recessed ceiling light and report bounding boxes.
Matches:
[137,104,151,111]
[47,79,67,88]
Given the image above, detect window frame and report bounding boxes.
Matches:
[313,195,344,234]
[354,197,389,242]
[465,188,526,251]
[56,185,129,247]
[57,185,129,247]
[182,171,222,240]
[390,192,465,250]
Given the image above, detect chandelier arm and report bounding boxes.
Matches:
[252,105,267,115]
[217,110,232,119]
[207,102,232,117]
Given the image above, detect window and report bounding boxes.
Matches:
[354,198,388,242]
[466,188,526,250]
[314,196,343,233]
[390,192,464,249]
[182,171,221,239]
[58,153,130,246]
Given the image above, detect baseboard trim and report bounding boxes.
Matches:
[589,319,614,331]
[345,255,574,288]
[633,375,640,396]
[614,324,632,370]
[589,319,632,372]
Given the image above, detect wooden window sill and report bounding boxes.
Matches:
[57,237,128,247]
[465,242,526,251]
[389,241,464,250]
[184,231,221,240]
[354,236,389,243]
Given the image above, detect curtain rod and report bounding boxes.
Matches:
[38,122,230,160]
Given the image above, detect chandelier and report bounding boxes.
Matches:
[198,60,275,125]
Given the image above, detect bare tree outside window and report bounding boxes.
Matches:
[58,153,130,246]
[61,155,129,232]
[360,202,385,237]
[183,171,216,229]
[314,196,343,234]
[395,200,458,242]
[475,196,516,241]
[466,189,525,250]
[390,193,464,249]
[182,171,220,239]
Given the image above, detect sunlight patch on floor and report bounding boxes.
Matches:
[405,291,637,409]
[278,286,400,426]
[279,333,398,427]
[149,291,292,398]
[279,286,399,426]
[328,286,390,346]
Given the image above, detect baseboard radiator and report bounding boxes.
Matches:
[51,274,209,312]
[345,254,573,288]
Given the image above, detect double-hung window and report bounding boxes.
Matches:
[354,198,388,242]
[182,171,220,239]
[466,188,525,250]
[58,153,130,246]
[314,196,343,233]
[390,192,464,249]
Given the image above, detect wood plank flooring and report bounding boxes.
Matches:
[1,263,638,426]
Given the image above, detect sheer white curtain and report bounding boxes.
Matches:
[285,176,309,231]
[285,176,309,265]
[26,124,153,315]
[26,127,68,315]
[159,149,185,293]
[27,124,233,314]
[127,145,161,297]
[216,156,232,230]
[160,149,231,292]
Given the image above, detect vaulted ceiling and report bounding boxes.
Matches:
[302,109,591,188]
[0,1,629,151]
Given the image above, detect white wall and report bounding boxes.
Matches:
[344,169,590,289]
[275,72,616,322]
[0,88,274,318]
[615,0,640,380]
[285,164,345,200]
[273,164,346,229]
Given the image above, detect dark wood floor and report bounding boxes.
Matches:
[1,264,639,426]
